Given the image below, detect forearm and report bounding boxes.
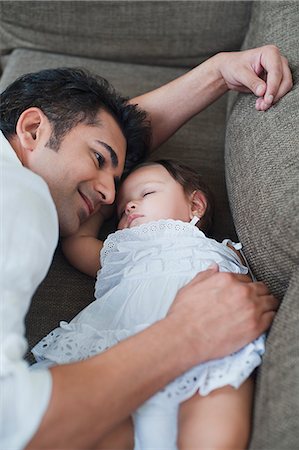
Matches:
[27,316,197,450]
[131,46,293,150]
[131,53,227,150]
[62,235,102,277]
[62,212,106,277]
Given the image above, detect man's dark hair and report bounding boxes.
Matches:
[128,159,215,233]
[0,67,151,172]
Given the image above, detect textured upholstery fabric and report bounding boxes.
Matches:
[251,268,299,450]
[225,1,299,448]
[0,1,251,67]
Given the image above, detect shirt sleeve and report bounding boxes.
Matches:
[0,160,59,449]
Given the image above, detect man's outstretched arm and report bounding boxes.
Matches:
[131,45,293,150]
[27,267,278,450]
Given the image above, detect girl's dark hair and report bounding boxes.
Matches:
[128,159,215,233]
[0,67,151,172]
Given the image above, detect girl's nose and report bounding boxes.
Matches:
[125,201,136,214]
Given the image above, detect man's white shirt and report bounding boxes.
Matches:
[0,131,59,449]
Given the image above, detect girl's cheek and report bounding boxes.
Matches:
[117,218,126,230]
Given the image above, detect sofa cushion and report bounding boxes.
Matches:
[226,0,298,299]
[0,0,252,68]
[225,1,299,448]
[0,48,236,358]
[251,268,299,450]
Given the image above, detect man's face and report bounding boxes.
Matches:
[29,110,126,236]
[117,164,191,230]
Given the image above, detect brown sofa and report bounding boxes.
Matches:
[0,1,298,448]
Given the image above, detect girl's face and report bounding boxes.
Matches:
[117,164,192,230]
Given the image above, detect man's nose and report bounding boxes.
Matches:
[95,173,116,205]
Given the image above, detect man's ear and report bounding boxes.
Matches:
[15,107,48,151]
[189,190,208,220]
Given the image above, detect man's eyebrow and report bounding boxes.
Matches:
[96,140,119,167]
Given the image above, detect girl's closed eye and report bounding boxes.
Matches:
[143,191,155,197]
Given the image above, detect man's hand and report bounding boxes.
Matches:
[132,44,293,150]
[168,265,278,366]
[215,45,293,111]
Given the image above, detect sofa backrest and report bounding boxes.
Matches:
[0,0,252,68]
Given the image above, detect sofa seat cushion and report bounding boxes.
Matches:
[0,1,252,68]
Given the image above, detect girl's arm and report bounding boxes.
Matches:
[61,212,105,278]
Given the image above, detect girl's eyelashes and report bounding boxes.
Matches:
[143,191,155,197]
[94,152,105,168]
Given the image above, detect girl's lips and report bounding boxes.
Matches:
[79,191,94,215]
[127,213,144,226]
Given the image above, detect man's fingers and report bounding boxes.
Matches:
[272,56,293,103]
[255,96,265,111]
[261,47,283,104]
[235,65,267,97]
[251,281,272,294]
[260,310,277,331]
[257,49,293,111]
[220,45,292,111]
[190,264,219,283]
[259,294,279,313]
[232,273,255,283]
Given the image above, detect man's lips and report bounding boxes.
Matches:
[127,213,144,226]
[79,191,95,215]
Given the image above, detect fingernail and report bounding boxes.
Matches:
[265,94,274,104]
[207,263,218,270]
[256,85,265,96]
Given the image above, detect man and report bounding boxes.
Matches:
[0,45,291,449]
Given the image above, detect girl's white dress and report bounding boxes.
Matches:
[32,219,265,449]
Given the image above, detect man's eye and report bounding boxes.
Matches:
[95,152,105,168]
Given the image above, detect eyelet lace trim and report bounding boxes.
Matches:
[33,324,265,398]
[101,219,204,265]
[32,323,140,364]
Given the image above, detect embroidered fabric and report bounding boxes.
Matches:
[96,219,246,298]
[32,219,265,399]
